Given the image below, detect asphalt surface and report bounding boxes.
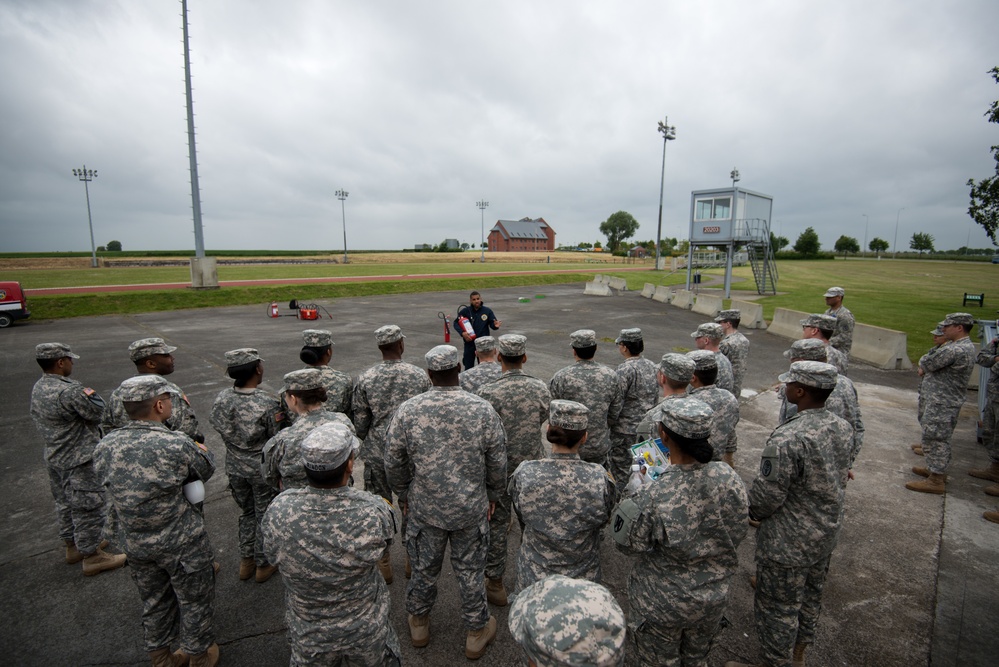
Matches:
[1,283,996,666]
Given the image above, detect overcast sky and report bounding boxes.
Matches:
[2,1,998,254]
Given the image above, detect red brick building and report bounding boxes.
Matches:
[487,217,556,252]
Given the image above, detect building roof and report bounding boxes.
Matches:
[490,217,550,240]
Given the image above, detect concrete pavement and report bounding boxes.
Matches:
[1,283,996,666]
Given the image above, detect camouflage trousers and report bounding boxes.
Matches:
[625,609,723,667]
[47,462,105,554]
[228,474,278,565]
[485,486,516,580]
[920,404,961,474]
[405,516,490,630]
[754,556,832,667]
[983,398,999,462]
[290,626,402,667]
[129,546,216,654]
[608,433,637,497]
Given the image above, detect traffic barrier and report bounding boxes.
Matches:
[692,294,723,318]
[583,281,612,296]
[607,276,628,291]
[652,286,671,303]
[641,283,655,299]
[671,290,694,310]
[768,307,912,370]
[730,299,767,329]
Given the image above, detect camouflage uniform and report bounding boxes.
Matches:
[283,365,353,425]
[262,409,355,491]
[824,304,855,354]
[917,326,947,421]
[977,337,999,463]
[459,361,502,394]
[719,329,751,399]
[508,575,626,667]
[779,376,864,466]
[30,355,107,554]
[750,362,853,667]
[509,452,616,591]
[94,395,217,656]
[384,351,506,630]
[919,330,976,474]
[102,377,202,442]
[714,352,735,394]
[476,363,551,581]
[825,344,849,375]
[610,352,660,495]
[262,487,400,666]
[210,384,283,566]
[688,385,740,461]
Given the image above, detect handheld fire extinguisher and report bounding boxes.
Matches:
[269,302,280,318]
[457,315,476,340]
[437,311,450,342]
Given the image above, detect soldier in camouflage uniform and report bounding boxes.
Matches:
[262,369,355,494]
[823,286,855,355]
[725,362,853,667]
[717,309,751,400]
[458,336,502,393]
[635,353,694,442]
[282,329,352,423]
[778,339,865,469]
[94,375,219,667]
[691,322,735,394]
[262,423,400,667]
[969,331,999,502]
[549,329,624,466]
[30,342,125,575]
[800,314,848,375]
[509,400,616,592]
[612,397,748,667]
[352,324,431,583]
[384,344,506,660]
[686,350,739,467]
[609,328,660,496]
[907,313,977,494]
[914,322,949,430]
[475,334,551,607]
[508,574,626,667]
[209,348,284,583]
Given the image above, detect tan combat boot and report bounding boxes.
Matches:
[912,445,924,456]
[968,461,999,483]
[408,613,430,648]
[378,553,393,584]
[722,451,735,467]
[792,642,807,667]
[486,577,508,606]
[749,575,757,590]
[82,548,127,576]
[239,557,255,581]
[148,647,187,667]
[255,563,278,583]
[911,466,930,477]
[187,643,219,667]
[465,615,497,660]
[66,538,108,564]
[984,510,999,524]
[906,473,946,494]
[985,485,999,497]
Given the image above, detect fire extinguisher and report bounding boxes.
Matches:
[269,302,280,318]
[437,312,451,342]
[457,315,476,340]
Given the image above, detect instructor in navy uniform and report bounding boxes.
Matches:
[453,291,501,371]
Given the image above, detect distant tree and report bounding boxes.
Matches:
[578,242,593,249]
[599,211,639,253]
[96,245,106,252]
[909,232,935,254]
[460,242,470,250]
[481,242,487,249]
[593,241,602,249]
[967,66,999,245]
[770,232,790,253]
[107,240,122,251]
[869,237,890,257]
[834,235,860,256]
[793,227,821,256]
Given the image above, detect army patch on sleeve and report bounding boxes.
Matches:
[274,411,286,423]
[83,387,95,396]
[760,444,778,480]
[611,497,640,546]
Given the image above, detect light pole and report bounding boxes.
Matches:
[892,207,906,259]
[477,200,489,262]
[335,189,349,264]
[655,116,676,270]
[730,167,740,188]
[862,213,869,257]
[71,166,99,268]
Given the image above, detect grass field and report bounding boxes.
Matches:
[2,253,995,363]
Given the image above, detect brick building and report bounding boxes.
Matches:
[487,217,555,252]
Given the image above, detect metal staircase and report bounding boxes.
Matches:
[742,219,778,294]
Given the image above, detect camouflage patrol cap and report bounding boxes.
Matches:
[426,345,460,371]
[498,334,527,356]
[824,286,845,298]
[570,329,597,348]
[374,325,404,345]
[931,321,946,336]
[302,329,333,347]
[778,360,838,389]
[714,309,741,323]
[283,368,324,392]
[35,342,80,360]
[690,323,724,340]
[657,396,714,440]
[686,349,718,371]
[658,353,695,382]
[224,348,262,367]
[783,338,828,362]
[615,328,642,344]
[474,336,497,352]
[508,574,625,667]
[128,337,177,362]
[549,400,589,430]
[943,312,975,327]
[301,422,359,471]
[800,313,837,330]
[117,375,172,402]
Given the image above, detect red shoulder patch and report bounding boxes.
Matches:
[83,387,96,396]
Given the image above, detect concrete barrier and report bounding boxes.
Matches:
[652,286,671,303]
[731,299,767,330]
[583,281,612,296]
[641,283,655,299]
[592,274,606,284]
[671,290,694,310]
[768,307,912,370]
[692,293,723,318]
[608,276,628,291]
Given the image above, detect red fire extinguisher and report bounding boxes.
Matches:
[437,312,451,342]
[457,315,476,340]
[269,302,280,318]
